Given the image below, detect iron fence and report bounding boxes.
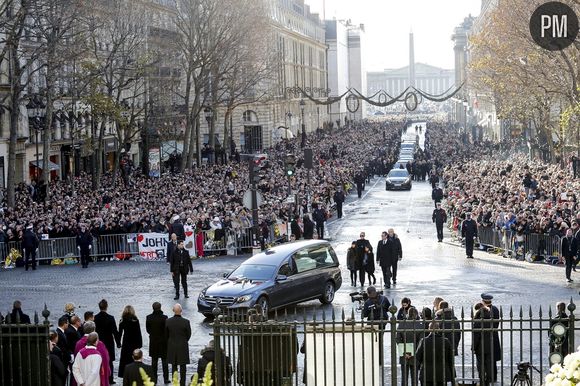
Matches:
[0,306,51,386]
[448,219,562,263]
[210,302,578,386]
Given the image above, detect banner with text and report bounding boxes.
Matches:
[137,233,168,260]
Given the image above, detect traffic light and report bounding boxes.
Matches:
[285,154,296,177]
[250,155,266,185]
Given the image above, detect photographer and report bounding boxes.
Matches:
[362,286,391,322]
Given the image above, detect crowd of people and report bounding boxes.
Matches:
[0,119,407,253]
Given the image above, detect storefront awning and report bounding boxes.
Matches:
[30,160,60,171]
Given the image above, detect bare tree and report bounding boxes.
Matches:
[0,0,41,208]
[29,0,86,201]
[79,0,149,189]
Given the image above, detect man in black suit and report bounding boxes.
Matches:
[56,316,72,378]
[76,223,93,268]
[355,232,373,286]
[461,212,478,259]
[170,240,193,300]
[65,315,82,358]
[123,349,154,386]
[95,298,121,384]
[166,304,191,386]
[415,322,455,386]
[146,302,169,384]
[22,224,39,271]
[432,203,447,242]
[376,228,403,288]
[562,228,579,282]
[333,188,346,219]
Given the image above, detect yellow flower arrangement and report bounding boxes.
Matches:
[4,248,22,269]
[138,362,213,386]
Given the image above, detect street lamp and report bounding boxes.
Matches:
[26,95,46,181]
[299,99,306,148]
[203,107,213,163]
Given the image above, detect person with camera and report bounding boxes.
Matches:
[362,286,390,322]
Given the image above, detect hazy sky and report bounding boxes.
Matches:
[308,0,482,71]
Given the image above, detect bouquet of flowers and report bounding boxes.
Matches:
[545,352,580,386]
[4,248,22,269]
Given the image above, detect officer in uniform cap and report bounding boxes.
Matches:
[461,212,478,258]
[481,293,501,381]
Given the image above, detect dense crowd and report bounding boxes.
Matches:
[0,119,406,244]
[443,149,580,237]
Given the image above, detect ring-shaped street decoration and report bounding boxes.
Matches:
[416,92,423,105]
[378,91,388,104]
[404,92,418,111]
[346,94,360,113]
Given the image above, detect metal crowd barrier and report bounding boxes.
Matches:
[0,225,291,265]
[210,302,578,386]
[447,217,562,262]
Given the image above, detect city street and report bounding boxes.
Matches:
[0,124,578,381]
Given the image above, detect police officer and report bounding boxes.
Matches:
[481,293,501,382]
[170,240,193,300]
[432,203,447,242]
[333,187,346,219]
[461,213,478,259]
[362,286,391,322]
[22,224,39,271]
[76,224,93,268]
[431,186,444,207]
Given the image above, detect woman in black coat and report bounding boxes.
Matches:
[118,305,143,378]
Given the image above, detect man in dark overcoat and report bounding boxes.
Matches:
[22,224,39,271]
[170,240,193,300]
[166,304,191,386]
[432,203,447,242]
[355,232,373,286]
[461,212,478,259]
[333,187,346,219]
[376,228,402,288]
[76,223,93,268]
[146,302,169,384]
[415,322,455,386]
[94,298,120,384]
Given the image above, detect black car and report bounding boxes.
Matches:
[385,168,412,190]
[197,240,342,318]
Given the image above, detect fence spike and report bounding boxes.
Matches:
[42,304,50,325]
[0,312,3,324]
[499,306,503,318]
[351,307,355,322]
[341,308,345,322]
[528,305,532,317]
[34,311,39,325]
[331,307,336,322]
[509,306,513,318]
[548,305,553,318]
[460,306,464,319]
[322,308,326,322]
[568,298,576,315]
[469,306,473,319]
[302,306,307,323]
[6,312,11,324]
[538,305,542,318]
